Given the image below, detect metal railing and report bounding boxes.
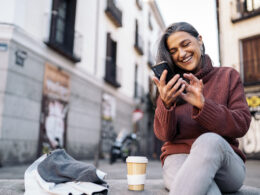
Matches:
[104,57,121,87]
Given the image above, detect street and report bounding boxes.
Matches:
[0,159,260,195]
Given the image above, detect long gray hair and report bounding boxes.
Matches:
[151,22,206,106]
[156,22,205,74]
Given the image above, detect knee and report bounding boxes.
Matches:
[191,133,226,155]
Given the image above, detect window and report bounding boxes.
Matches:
[241,35,260,85]
[134,64,144,99]
[134,64,138,98]
[105,0,122,27]
[46,0,80,62]
[147,42,154,67]
[104,33,120,88]
[134,20,144,55]
[232,0,260,22]
[242,0,260,12]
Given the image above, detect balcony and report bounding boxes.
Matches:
[105,0,122,27]
[231,0,260,23]
[134,33,144,55]
[104,57,121,88]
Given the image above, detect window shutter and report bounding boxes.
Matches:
[242,35,260,85]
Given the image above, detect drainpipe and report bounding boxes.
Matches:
[94,0,100,75]
[94,0,101,168]
[216,0,222,66]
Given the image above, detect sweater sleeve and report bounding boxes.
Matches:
[153,97,177,141]
[192,69,251,138]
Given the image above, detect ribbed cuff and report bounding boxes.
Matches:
[192,99,219,131]
[156,97,176,124]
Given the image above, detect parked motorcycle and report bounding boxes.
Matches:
[110,129,140,164]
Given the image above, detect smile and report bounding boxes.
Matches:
[181,56,192,63]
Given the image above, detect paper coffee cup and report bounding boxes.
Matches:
[126,156,148,191]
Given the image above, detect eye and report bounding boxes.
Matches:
[183,42,190,47]
[169,49,176,55]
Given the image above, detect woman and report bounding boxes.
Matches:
[152,22,251,195]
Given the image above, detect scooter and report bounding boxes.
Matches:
[110,129,140,164]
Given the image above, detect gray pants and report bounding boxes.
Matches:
[163,133,246,195]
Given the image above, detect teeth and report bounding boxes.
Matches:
[182,56,192,63]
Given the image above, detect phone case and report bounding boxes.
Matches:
[151,61,174,83]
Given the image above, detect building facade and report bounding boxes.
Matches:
[0,0,165,165]
[217,0,260,158]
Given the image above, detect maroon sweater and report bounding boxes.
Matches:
[154,56,251,165]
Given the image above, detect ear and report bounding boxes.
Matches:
[197,35,203,46]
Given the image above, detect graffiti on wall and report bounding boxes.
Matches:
[241,93,260,158]
[100,93,116,158]
[38,63,70,155]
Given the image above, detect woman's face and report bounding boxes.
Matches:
[167,31,203,73]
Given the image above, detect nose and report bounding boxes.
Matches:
[178,48,186,61]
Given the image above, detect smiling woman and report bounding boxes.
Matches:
[167,31,203,73]
[152,22,251,195]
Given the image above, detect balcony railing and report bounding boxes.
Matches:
[43,11,82,62]
[134,33,144,55]
[231,0,260,23]
[104,57,121,88]
[105,0,122,27]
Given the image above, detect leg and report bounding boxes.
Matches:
[163,153,222,195]
[169,133,245,195]
[206,181,221,195]
[214,145,245,193]
[162,153,188,190]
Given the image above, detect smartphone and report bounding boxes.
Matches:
[151,61,175,83]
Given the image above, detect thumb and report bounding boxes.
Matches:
[152,76,160,87]
[199,79,204,89]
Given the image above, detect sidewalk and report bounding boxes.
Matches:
[0,159,260,194]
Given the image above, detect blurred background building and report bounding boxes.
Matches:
[0,0,165,165]
[217,0,260,158]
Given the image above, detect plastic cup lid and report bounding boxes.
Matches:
[126,156,148,163]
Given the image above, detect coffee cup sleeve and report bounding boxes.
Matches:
[127,174,146,185]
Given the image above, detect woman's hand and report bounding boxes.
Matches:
[153,70,185,109]
[181,73,205,109]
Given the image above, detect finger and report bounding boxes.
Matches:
[183,73,199,83]
[174,84,186,97]
[169,77,183,95]
[181,80,192,91]
[152,76,160,87]
[166,74,180,90]
[160,70,167,86]
[182,80,189,87]
[189,73,199,83]
[180,92,187,101]
[200,79,204,89]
